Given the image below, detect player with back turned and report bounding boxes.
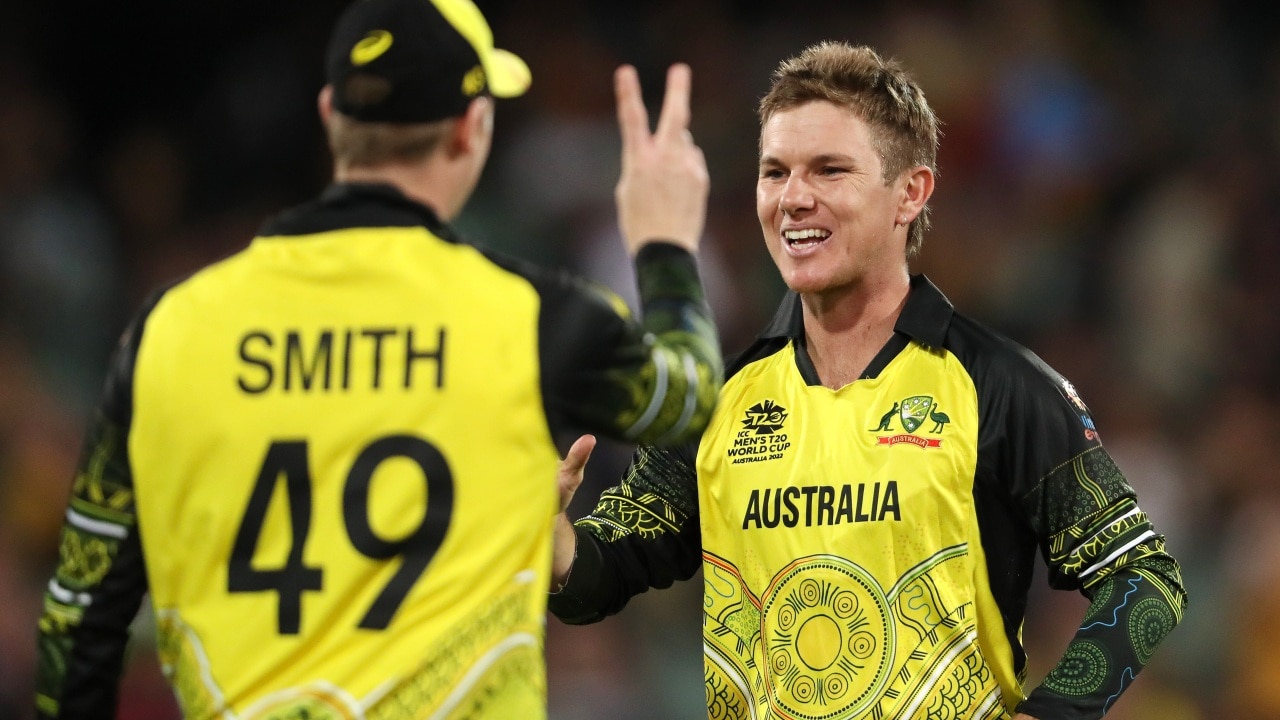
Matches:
[35,0,722,718]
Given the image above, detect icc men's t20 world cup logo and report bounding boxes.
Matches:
[726,400,792,464]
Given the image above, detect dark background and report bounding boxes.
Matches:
[2,1,1277,717]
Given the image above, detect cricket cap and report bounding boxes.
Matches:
[325,0,530,123]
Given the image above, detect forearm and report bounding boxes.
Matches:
[548,524,626,624]
[37,617,136,720]
[1018,556,1186,719]
[550,516,701,621]
[629,242,722,444]
[634,242,717,348]
[36,415,148,719]
[548,443,702,623]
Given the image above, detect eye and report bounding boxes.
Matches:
[819,165,848,176]
[759,167,786,180]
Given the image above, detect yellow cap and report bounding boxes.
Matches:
[429,0,531,98]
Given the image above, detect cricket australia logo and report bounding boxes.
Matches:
[727,400,792,464]
[870,395,948,449]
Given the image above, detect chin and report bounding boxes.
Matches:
[783,266,865,299]
[780,271,829,295]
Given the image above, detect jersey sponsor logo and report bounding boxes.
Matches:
[727,399,791,464]
[869,395,948,449]
[741,482,901,529]
[1060,379,1101,442]
[237,326,446,394]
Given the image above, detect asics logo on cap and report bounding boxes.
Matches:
[351,30,393,66]
[462,66,486,96]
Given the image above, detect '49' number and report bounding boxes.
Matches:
[227,435,453,634]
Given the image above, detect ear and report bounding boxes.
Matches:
[318,85,335,127]
[895,165,935,227]
[449,96,494,158]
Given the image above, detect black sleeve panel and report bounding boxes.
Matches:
[35,416,149,720]
[947,314,1186,719]
[35,290,169,719]
[547,440,703,624]
[947,315,1105,551]
[948,315,1105,673]
[489,243,722,446]
[99,284,173,426]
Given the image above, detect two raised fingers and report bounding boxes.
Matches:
[654,63,692,139]
[615,62,694,154]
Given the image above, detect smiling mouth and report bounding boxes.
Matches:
[783,228,831,248]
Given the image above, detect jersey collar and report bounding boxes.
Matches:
[759,274,955,348]
[258,182,463,243]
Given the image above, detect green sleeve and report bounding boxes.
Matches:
[36,413,148,720]
[1017,449,1188,719]
[531,242,723,446]
[36,292,161,719]
[614,241,724,444]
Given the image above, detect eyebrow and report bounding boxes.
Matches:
[758,153,856,168]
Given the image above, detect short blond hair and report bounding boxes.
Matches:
[325,110,452,169]
[759,42,939,257]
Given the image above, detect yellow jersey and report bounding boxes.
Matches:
[553,275,1185,720]
[37,183,724,719]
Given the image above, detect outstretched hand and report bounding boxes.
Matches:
[614,63,709,255]
[557,434,597,514]
[552,434,596,592]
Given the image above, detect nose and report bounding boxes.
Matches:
[779,175,815,215]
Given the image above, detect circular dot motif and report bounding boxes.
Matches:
[1083,580,1113,622]
[1128,597,1175,664]
[1046,640,1109,696]
[800,579,822,605]
[761,557,892,719]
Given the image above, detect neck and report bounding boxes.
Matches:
[800,270,911,389]
[335,160,462,220]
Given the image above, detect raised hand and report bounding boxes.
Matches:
[614,63,709,255]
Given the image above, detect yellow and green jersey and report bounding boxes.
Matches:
[36,183,723,720]
[552,275,1186,720]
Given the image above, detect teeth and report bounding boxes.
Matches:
[783,228,830,241]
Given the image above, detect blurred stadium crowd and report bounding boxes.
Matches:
[1,1,1276,717]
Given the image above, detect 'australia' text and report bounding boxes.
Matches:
[742,481,900,529]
